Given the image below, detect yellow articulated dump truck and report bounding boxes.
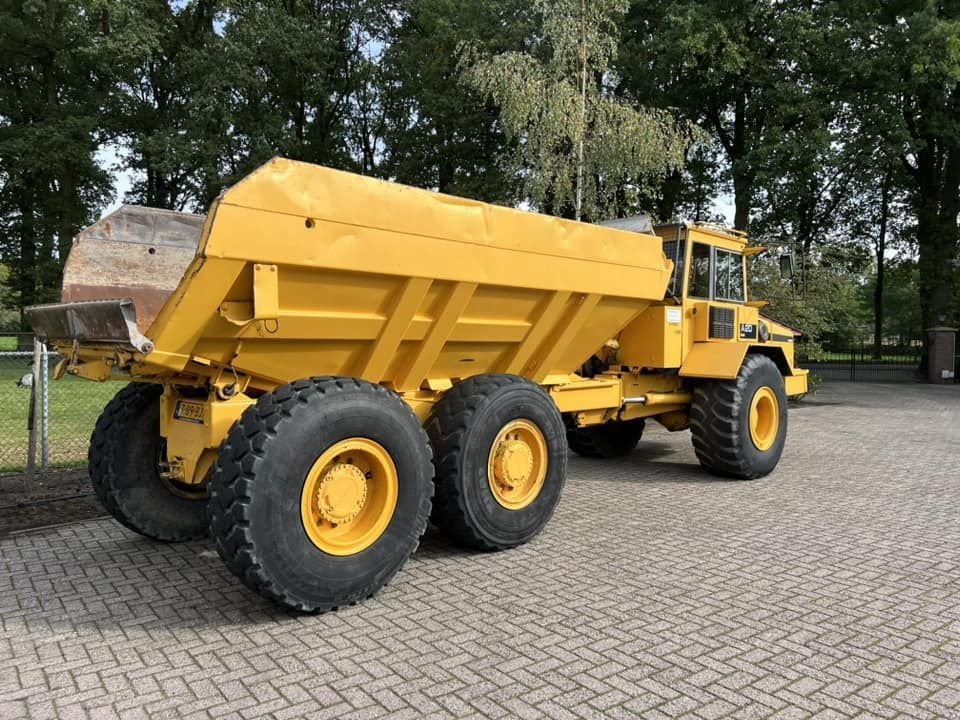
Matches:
[26,158,806,612]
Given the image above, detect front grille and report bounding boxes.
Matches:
[709,306,735,339]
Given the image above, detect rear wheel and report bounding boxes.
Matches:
[426,374,567,550]
[690,354,788,479]
[566,419,644,458]
[89,383,208,541]
[207,377,433,613]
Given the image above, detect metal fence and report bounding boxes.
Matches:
[0,335,122,475]
[795,337,925,382]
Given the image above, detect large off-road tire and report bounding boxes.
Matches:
[207,377,433,613]
[89,383,208,541]
[690,354,788,480]
[566,419,645,458]
[426,374,567,551]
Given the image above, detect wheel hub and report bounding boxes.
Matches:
[749,386,779,452]
[486,419,548,510]
[315,463,368,524]
[301,438,399,556]
[492,439,534,490]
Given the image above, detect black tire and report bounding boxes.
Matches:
[89,383,208,541]
[690,354,788,480]
[426,374,567,550]
[566,419,645,458]
[207,377,433,613]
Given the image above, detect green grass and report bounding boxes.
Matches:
[0,362,122,473]
[0,336,18,351]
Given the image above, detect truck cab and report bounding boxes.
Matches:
[617,222,808,399]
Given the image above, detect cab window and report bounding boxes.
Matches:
[686,243,745,302]
[688,243,711,298]
[715,249,745,302]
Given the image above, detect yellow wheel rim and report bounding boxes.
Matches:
[487,419,548,510]
[300,438,398,556]
[749,387,779,452]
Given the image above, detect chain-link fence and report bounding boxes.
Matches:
[1,334,122,475]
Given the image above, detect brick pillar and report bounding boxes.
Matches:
[926,327,957,383]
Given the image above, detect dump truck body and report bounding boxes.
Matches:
[26,158,806,612]
[33,160,670,388]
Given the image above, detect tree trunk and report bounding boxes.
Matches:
[58,170,77,268]
[913,142,960,347]
[907,84,960,373]
[873,171,891,359]
[731,88,751,232]
[917,210,957,330]
[575,0,587,221]
[655,168,682,223]
[17,180,38,325]
[915,195,958,379]
[437,126,454,193]
[733,171,751,232]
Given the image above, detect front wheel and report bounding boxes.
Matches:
[207,377,434,613]
[690,354,788,479]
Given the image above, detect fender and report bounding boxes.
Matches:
[680,343,795,381]
[680,342,747,379]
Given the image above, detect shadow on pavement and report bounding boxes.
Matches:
[568,440,722,485]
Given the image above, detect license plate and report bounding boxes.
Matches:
[174,401,205,424]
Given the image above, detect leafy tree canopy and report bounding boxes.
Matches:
[461,0,697,220]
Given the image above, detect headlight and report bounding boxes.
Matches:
[758,322,770,343]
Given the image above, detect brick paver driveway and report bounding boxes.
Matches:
[2,382,960,719]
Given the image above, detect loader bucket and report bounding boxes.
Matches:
[25,205,203,349]
[26,298,155,354]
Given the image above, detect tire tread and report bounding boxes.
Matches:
[89,382,206,542]
[689,354,785,480]
[427,374,564,551]
[207,376,433,613]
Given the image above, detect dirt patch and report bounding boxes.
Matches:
[0,468,105,536]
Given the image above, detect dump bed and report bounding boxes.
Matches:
[28,158,672,391]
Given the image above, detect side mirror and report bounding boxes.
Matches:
[779,253,795,279]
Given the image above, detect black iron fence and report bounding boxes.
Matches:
[795,337,924,382]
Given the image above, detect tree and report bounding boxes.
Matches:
[110,0,226,211]
[461,0,694,221]
[0,263,19,331]
[113,0,397,212]
[832,158,912,357]
[379,0,533,202]
[880,260,922,345]
[618,0,818,231]
[214,0,395,186]
[829,1,960,334]
[0,0,113,315]
[749,249,869,353]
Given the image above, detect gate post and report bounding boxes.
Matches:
[40,342,49,469]
[926,327,957,383]
[26,337,42,475]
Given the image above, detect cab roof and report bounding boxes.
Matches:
[654,221,749,250]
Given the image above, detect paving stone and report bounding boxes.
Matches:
[1,382,959,719]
